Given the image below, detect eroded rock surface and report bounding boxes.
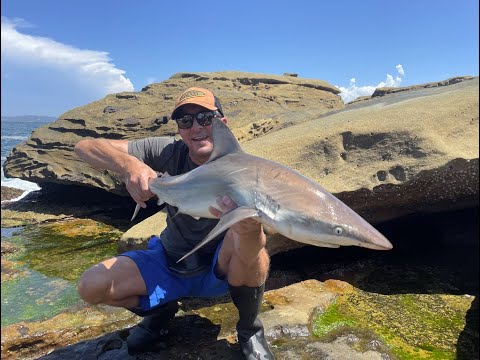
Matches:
[3,71,342,195]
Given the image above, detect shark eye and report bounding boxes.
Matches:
[334,226,343,236]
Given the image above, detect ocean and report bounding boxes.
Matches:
[1,117,55,200]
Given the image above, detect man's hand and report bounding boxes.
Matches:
[123,160,158,208]
[209,196,265,242]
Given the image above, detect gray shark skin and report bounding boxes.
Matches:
[146,118,393,263]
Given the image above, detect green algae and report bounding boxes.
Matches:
[1,219,123,327]
[312,289,473,360]
[6,219,121,281]
[312,302,357,337]
[1,269,79,326]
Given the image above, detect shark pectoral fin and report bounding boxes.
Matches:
[130,204,141,221]
[176,207,259,263]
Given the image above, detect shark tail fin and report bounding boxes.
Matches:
[176,207,259,263]
[130,204,141,221]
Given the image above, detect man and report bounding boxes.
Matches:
[75,87,275,359]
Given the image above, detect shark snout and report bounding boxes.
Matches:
[363,238,393,250]
[362,230,393,250]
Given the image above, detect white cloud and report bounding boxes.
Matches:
[1,16,134,95]
[396,64,405,77]
[336,65,406,104]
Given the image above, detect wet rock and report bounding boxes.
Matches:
[1,258,28,282]
[2,266,477,360]
[1,186,24,202]
[1,304,139,360]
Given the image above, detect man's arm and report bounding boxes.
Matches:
[74,139,157,208]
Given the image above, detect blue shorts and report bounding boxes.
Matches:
[120,236,229,311]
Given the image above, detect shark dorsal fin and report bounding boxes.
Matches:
[207,118,243,163]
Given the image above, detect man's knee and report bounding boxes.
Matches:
[77,265,109,305]
[78,256,146,306]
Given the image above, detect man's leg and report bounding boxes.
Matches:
[78,256,146,308]
[78,253,178,354]
[214,196,275,360]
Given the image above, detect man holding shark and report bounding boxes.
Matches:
[75,87,276,359]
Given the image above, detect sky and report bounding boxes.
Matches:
[1,0,478,117]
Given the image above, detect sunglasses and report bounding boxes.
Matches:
[174,111,221,129]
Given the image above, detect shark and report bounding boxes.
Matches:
[135,118,392,263]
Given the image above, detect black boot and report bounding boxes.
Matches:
[126,301,179,354]
[229,284,275,360]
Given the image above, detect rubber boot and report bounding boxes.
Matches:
[126,301,179,354]
[229,284,275,360]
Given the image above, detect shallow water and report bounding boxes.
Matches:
[1,226,22,238]
[1,268,79,327]
[1,221,120,327]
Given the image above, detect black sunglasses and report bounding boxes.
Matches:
[174,111,221,129]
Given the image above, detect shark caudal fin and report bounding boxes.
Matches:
[130,204,141,221]
[176,207,259,263]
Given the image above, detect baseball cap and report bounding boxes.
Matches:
[171,87,224,119]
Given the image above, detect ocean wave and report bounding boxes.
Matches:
[1,177,40,191]
[1,135,28,141]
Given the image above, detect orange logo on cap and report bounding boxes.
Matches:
[178,90,206,103]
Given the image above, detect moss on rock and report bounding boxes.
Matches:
[313,287,474,359]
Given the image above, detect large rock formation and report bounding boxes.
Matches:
[4,72,478,255]
[3,71,342,195]
[118,76,479,254]
[1,73,478,360]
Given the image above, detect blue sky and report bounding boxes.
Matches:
[1,0,478,117]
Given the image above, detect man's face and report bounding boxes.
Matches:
[177,104,226,165]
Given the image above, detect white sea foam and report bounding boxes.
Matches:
[2,177,40,191]
[1,135,28,141]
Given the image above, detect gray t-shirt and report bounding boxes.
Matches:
[128,137,225,275]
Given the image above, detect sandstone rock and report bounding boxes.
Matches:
[3,75,479,257]
[1,186,24,202]
[3,71,343,195]
[16,274,474,360]
[118,78,479,253]
[242,77,479,223]
[349,75,475,104]
[117,211,167,253]
[0,304,139,360]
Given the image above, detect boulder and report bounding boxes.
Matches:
[3,74,479,256]
[3,71,342,195]
[349,75,475,103]
[118,77,479,253]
